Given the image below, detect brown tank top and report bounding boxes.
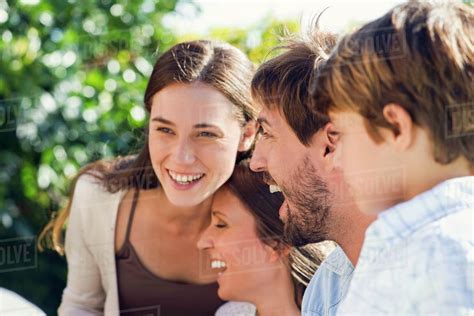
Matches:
[116,189,224,316]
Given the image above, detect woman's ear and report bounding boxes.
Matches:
[382,103,414,151]
[238,120,259,152]
[265,242,290,263]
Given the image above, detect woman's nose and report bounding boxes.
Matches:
[172,139,196,165]
[197,229,214,250]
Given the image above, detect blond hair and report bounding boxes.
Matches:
[313,1,474,165]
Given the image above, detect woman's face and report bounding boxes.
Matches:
[149,82,252,207]
[197,187,283,302]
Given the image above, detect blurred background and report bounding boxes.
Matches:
[0,0,471,314]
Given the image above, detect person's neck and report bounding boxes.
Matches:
[403,155,472,201]
[140,187,212,236]
[330,208,376,266]
[332,158,472,267]
[253,268,300,316]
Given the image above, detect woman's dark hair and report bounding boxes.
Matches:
[39,40,258,254]
[224,160,327,308]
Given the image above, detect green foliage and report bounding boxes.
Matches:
[179,18,300,65]
[0,0,301,313]
[0,0,180,314]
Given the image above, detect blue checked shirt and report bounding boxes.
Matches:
[338,176,474,315]
[302,246,354,316]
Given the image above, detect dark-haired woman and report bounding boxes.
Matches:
[40,40,259,315]
[198,161,332,316]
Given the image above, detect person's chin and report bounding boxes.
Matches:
[217,274,250,303]
[216,282,234,302]
[278,199,289,221]
[164,189,205,208]
[161,179,211,207]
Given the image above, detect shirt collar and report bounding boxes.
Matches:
[362,176,473,255]
[322,246,354,276]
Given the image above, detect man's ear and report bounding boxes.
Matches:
[311,122,340,172]
[382,103,414,150]
[322,122,339,157]
[238,120,259,152]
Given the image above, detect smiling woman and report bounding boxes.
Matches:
[148,82,250,207]
[198,160,330,316]
[38,40,259,315]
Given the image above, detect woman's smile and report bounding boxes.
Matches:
[166,169,206,190]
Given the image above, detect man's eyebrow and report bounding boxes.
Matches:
[257,117,271,127]
[151,116,174,125]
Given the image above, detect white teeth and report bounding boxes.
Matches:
[168,170,204,184]
[211,260,227,269]
[269,185,282,193]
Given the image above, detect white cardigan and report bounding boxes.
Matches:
[58,174,126,315]
[58,175,256,316]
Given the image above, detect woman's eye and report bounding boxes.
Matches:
[198,131,218,138]
[156,127,174,134]
[215,222,227,228]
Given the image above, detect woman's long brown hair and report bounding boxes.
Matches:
[38,40,258,255]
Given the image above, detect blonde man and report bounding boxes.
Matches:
[313,1,473,314]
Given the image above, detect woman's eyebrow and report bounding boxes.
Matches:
[194,123,220,129]
[212,210,228,218]
[150,118,222,131]
[151,116,174,125]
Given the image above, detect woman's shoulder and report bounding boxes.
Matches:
[74,172,108,197]
[67,169,127,240]
[72,170,126,209]
[215,301,256,316]
[74,156,135,197]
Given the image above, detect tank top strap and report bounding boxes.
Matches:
[124,188,140,243]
